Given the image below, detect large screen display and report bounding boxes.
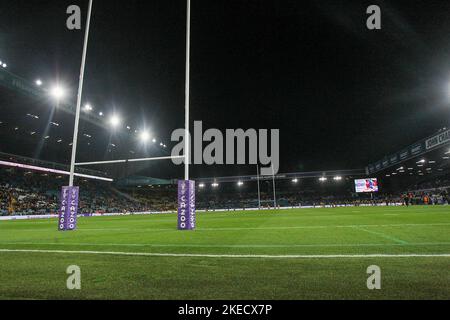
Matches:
[354,178,378,193]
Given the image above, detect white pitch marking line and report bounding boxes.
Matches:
[193,223,450,232]
[0,249,449,259]
[352,226,409,245]
[4,222,450,233]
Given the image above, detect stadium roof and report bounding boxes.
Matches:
[368,127,450,175]
[3,1,450,178]
[0,68,172,177]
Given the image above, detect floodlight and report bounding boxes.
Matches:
[109,115,121,128]
[139,131,150,143]
[35,79,43,86]
[50,85,65,100]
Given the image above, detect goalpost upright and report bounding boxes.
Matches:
[69,0,93,188]
[58,0,93,232]
[177,0,196,231]
[184,0,191,181]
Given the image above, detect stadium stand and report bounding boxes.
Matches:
[4,157,450,216]
[0,166,153,215]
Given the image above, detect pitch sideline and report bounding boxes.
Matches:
[0,248,449,259]
[1,241,450,248]
[7,222,449,233]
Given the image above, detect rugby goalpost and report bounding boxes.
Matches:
[59,0,195,231]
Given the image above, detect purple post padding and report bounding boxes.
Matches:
[178,180,196,230]
[58,187,69,231]
[58,186,79,231]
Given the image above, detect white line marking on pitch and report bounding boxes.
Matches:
[71,222,450,232]
[196,223,450,231]
[353,226,409,245]
[0,249,449,259]
[3,223,450,233]
[2,242,450,248]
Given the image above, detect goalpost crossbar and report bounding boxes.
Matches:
[75,155,185,167]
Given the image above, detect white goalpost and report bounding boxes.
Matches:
[60,0,195,231]
[75,156,185,167]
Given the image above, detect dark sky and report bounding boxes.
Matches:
[1,0,450,178]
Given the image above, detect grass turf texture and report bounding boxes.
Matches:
[0,206,449,300]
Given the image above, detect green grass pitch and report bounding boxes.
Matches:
[0,205,449,300]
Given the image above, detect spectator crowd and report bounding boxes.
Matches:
[1,166,449,216]
[0,167,159,215]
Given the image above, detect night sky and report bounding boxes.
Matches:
[1,0,450,178]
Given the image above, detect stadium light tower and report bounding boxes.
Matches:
[68,0,93,187]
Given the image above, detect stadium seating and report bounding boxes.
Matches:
[0,167,155,215]
[1,165,449,216]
